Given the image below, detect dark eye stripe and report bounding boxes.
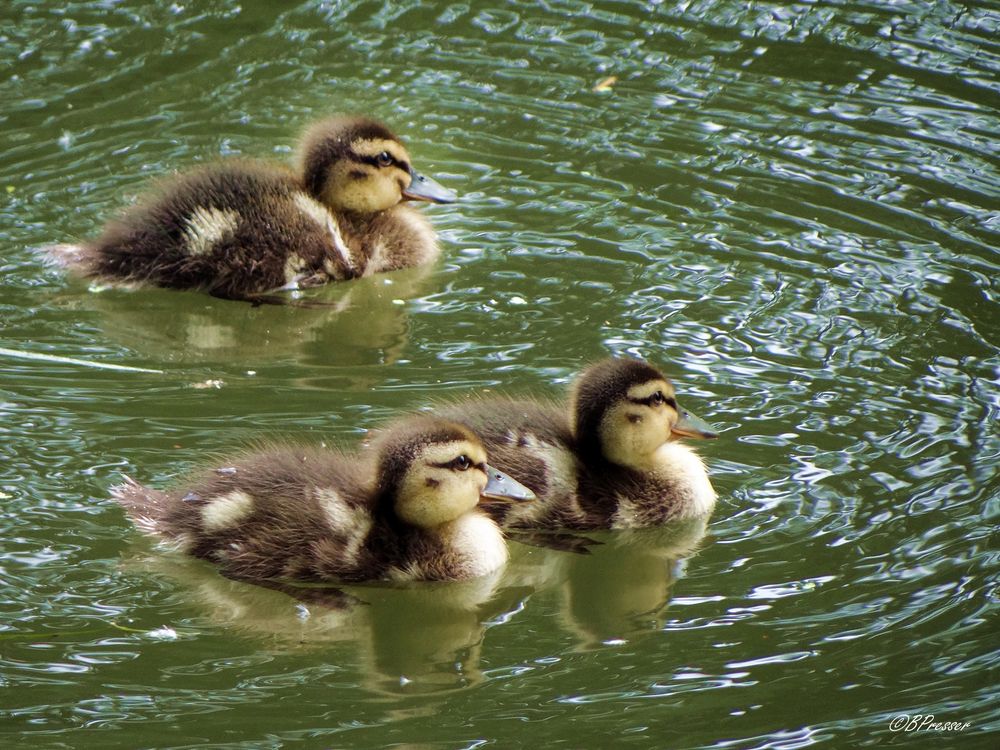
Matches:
[348,151,410,171]
[628,394,677,408]
[429,458,487,472]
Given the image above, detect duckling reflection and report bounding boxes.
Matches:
[46,116,455,302]
[350,576,532,694]
[126,550,531,694]
[503,518,709,650]
[128,552,359,643]
[51,264,430,367]
[556,519,709,649]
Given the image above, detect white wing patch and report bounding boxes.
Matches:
[532,439,579,498]
[293,192,354,275]
[315,487,371,563]
[390,561,425,582]
[283,253,307,285]
[130,513,161,537]
[293,190,331,227]
[366,240,386,274]
[501,432,582,526]
[201,490,255,532]
[183,206,240,257]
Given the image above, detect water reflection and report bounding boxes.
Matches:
[508,519,710,649]
[3,0,998,744]
[47,266,433,367]
[128,549,525,694]
[123,517,709,692]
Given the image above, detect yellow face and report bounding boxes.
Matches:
[394,440,491,528]
[321,137,413,214]
[598,379,680,471]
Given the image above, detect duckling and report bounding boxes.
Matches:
[112,417,534,583]
[47,116,455,301]
[434,357,719,530]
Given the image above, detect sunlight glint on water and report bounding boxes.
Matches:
[1,1,997,747]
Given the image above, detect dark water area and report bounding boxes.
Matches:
[1,1,998,747]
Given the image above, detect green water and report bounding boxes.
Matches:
[2,1,998,747]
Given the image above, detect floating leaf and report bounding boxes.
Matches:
[592,75,618,92]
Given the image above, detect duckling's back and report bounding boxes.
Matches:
[434,399,587,528]
[435,396,717,530]
[65,162,356,299]
[113,445,380,582]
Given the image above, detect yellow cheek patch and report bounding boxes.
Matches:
[599,400,673,471]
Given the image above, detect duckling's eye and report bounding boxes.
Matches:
[451,455,473,471]
[376,151,393,168]
[649,391,677,409]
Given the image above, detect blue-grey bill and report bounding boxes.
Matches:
[403,169,457,204]
[672,407,719,440]
[481,464,536,502]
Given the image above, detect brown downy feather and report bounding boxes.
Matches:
[46,116,448,301]
[434,358,718,530]
[112,418,517,584]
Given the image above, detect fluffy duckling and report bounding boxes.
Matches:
[48,116,455,301]
[435,357,719,530]
[113,417,534,583]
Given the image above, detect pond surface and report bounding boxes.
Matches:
[2,1,998,747]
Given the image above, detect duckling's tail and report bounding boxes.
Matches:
[111,475,170,537]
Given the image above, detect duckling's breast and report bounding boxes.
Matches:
[606,443,716,528]
[387,512,508,582]
[445,512,509,578]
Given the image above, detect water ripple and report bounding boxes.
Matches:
[1,0,998,747]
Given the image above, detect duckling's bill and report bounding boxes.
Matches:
[671,407,719,440]
[403,169,456,204]
[481,464,536,502]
